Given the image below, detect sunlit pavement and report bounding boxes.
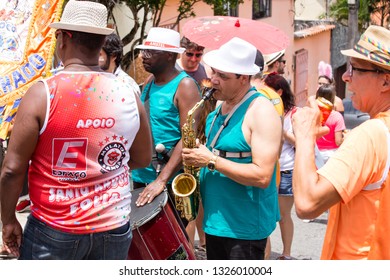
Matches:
[270,207,327,260]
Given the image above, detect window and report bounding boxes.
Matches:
[214,2,239,16]
[253,0,271,19]
[226,2,238,17]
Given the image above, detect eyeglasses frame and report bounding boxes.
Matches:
[348,64,387,78]
[140,49,165,59]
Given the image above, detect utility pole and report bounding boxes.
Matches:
[345,0,360,99]
[347,0,360,49]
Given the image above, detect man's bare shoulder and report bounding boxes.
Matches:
[179,75,198,88]
[24,81,46,100]
[251,94,278,112]
[177,76,201,99]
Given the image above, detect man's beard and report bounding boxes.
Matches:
[100,57,111,72]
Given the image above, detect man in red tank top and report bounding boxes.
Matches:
[0,1,152,260]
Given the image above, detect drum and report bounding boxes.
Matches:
[127,187,196,260]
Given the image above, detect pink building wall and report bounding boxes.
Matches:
[294,30,333,99]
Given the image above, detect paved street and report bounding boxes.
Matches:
[194,207,327,260]
[1,206,327,260]
[269,207,327,260]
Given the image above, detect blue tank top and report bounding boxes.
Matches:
[132,71,189,184]
[200,89,280,240]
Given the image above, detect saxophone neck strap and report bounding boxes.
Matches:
[208,89,258,149]
[211,148,252,158]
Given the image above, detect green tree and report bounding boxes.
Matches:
[203,0,243,16]
[92,0,202,70]
[62,0,245,70]
[368,0,390,27]
[329,0,390,31]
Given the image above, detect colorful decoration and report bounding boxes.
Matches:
[0,0,65,139]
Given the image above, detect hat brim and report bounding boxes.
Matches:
[264,50,285,66]
[50,22,114,35]
[341,48,390,71]
[203,50,260,75]
[135,44,185,54]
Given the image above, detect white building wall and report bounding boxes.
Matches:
[294,0,329,20]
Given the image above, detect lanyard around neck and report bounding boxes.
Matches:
[207,89,258,149]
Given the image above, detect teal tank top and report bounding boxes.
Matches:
[132,71,189,184]
[200,88,280,240]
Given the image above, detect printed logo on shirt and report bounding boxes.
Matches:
[52,138,88,181]
[98,140,126,173]
[76,117,115,129]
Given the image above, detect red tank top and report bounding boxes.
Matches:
[28,71,139,233]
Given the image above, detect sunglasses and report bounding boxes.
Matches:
[185,52,203,58]
[278,59,286,64]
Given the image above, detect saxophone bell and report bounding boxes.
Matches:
[172,173,198,221]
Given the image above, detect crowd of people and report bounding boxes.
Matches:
[1,0,389,260]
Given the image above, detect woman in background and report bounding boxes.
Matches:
[318,61,344,116]
[264,73,296,260]
[315,85,346,163]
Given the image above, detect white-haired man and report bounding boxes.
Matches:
[293,25,390,259]
[182,37,282,260]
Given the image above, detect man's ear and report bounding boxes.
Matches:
[167,52,176,62]
[110,55,117,65]
[240,74,250,85]
[381,73,390,92]
[383,74,390,86]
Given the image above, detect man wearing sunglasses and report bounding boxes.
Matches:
[176,36,208,85]
[293,25,390,259]
[176,36,209,253]
[264,50,286,76]
[133,28,201,230]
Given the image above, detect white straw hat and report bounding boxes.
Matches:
[264,49,285,66]
[50,0,113,35]
[203,37,259,75]
[136,27,185,53]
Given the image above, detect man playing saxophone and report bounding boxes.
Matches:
[182,38,282,260]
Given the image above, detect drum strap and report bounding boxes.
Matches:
[144,79,182,171]
[143,80,174,173]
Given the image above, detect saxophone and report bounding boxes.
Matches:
[172,82,216,222]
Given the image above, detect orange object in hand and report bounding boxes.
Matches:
[316,97,333,126]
